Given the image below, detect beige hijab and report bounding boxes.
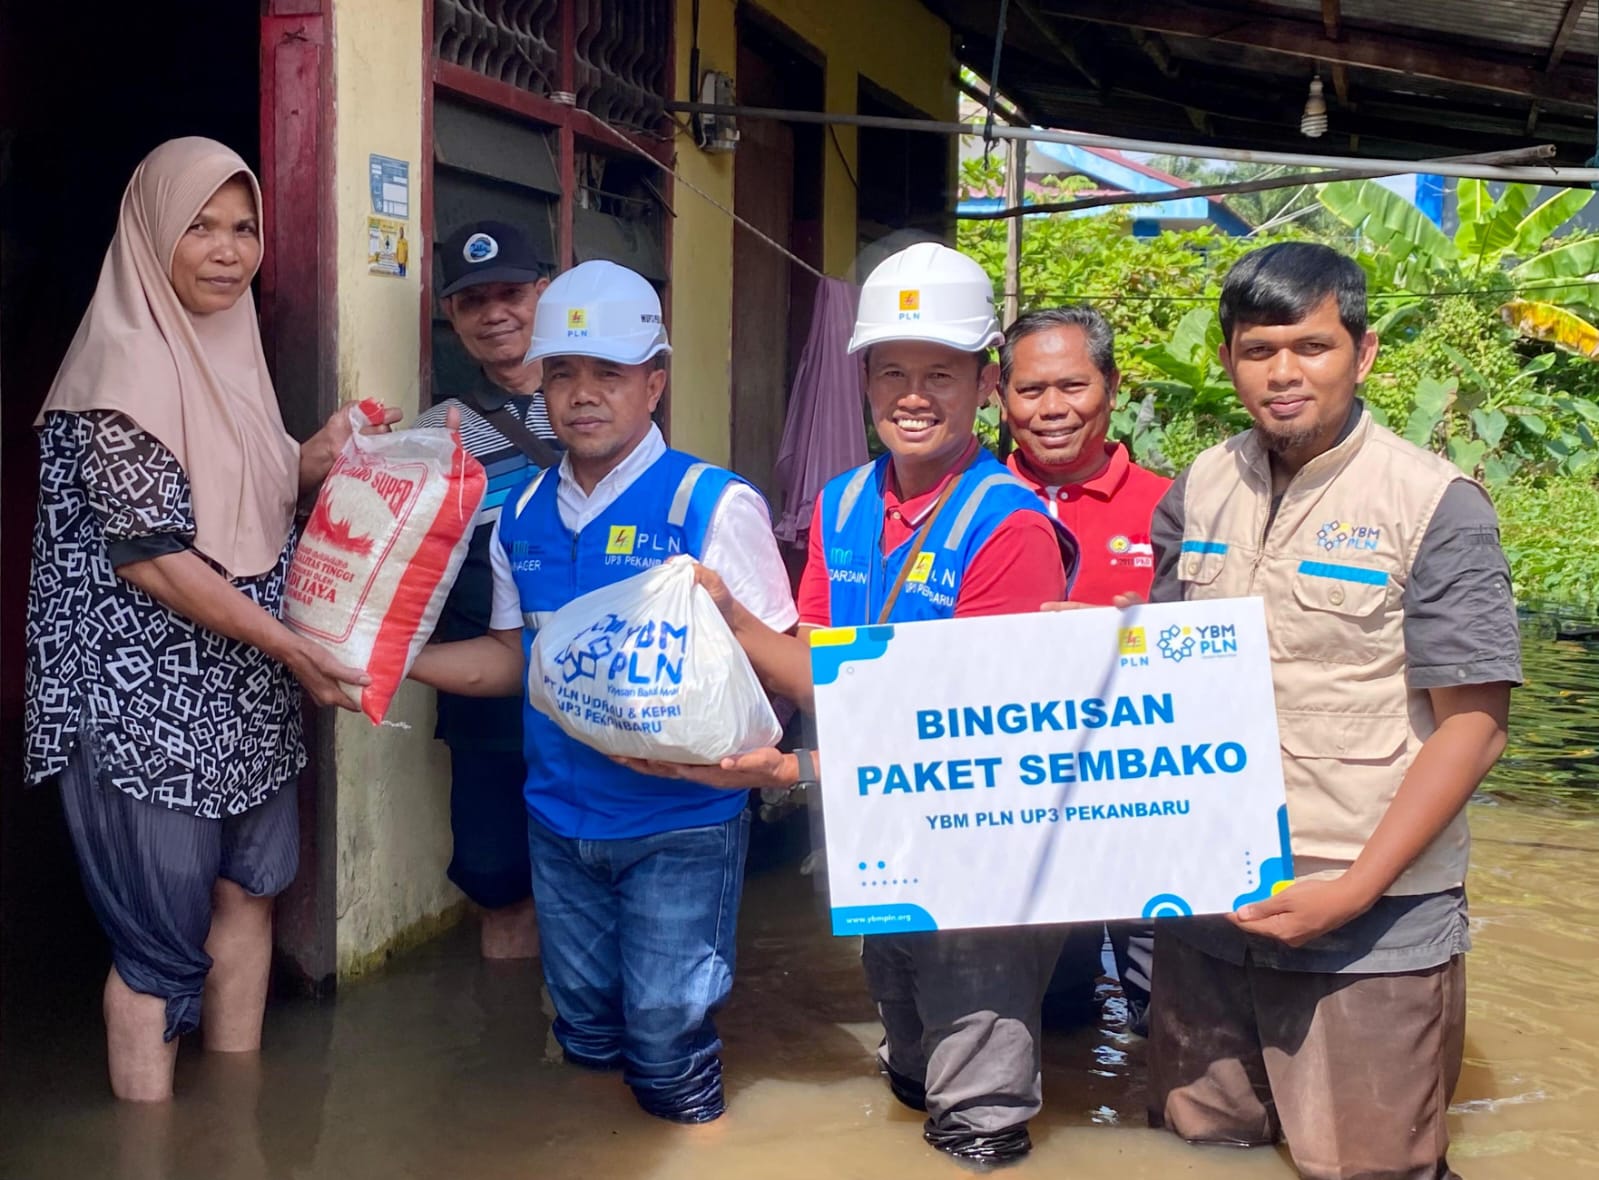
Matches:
[36,137,300,579]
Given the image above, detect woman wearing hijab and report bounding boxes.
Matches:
[23,137,400,1102]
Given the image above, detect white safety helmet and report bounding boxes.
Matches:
[847,241,1003,355]
[525,259,671,366]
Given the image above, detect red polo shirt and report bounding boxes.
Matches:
[1006,443,1171,605]
[798,443,1066,625]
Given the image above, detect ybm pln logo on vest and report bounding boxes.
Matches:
[604,523,680,568]
[1156,622,1238,663]
[1316,519,1381,553]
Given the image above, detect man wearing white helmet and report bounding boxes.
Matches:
[645,242,1078,1163]
[409,260,797,1124]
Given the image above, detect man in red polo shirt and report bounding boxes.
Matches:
[1001,305,1172,1036]
[1002,306,1170,604]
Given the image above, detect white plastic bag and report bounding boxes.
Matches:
[526,556,783,764]
[285,400,486,723]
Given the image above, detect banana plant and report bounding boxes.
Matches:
[1500,300,1599,359]
[1107,307,1255,474]
[1127,307,1250,423]
[1508,240,1599,314]
[1319,179,1599,350]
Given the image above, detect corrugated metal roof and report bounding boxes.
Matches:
[1267,0,1597,56]
[930,0,1599,162]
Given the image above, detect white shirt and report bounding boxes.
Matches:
[489,425,799,633]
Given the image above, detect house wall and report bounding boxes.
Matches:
[314,0,955,976]
[667,0,954,464]
[328,0,462,978]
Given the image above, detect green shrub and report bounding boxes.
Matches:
[1494,476,1599,607]
[957,162,1599,603]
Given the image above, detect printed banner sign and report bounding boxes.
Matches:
[811,599,1293,935]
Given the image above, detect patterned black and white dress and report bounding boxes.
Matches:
[25,410,305,819]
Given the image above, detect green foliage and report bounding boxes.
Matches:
[1111,307,1250,472]
[958,158,1599,601]
[957,156,1282,474]
[1320,180,1457,291]
[1510,238,1599,313]
[975,403,1002,453]
[1496,475,1599,606]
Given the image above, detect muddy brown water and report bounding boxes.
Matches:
[3,628,1598,1179]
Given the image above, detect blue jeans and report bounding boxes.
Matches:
[527,809,750,1122]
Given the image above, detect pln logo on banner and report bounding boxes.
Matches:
[1119,626,1150,668]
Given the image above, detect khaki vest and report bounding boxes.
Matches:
[1178,411,1469,895]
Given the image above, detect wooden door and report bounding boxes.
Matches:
[730,38,797,503]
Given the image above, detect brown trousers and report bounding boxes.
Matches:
[1147,929,1466,1180]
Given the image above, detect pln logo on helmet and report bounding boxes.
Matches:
[566,307,589,337]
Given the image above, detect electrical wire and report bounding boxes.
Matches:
[587,111,829,281]
[828,125,859,192]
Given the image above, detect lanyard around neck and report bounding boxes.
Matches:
[873,456,973,626]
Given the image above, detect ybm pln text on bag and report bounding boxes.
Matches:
[527,557,782,763]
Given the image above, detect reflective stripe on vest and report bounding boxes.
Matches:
[513,467,551,518]
[817,451,1051,626]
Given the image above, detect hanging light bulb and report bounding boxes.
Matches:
[1300,74,1328,138]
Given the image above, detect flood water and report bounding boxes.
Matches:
[3,625,1598,1179]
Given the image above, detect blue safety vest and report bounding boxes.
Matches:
[499,448,753,839]
[817,449,1070,625]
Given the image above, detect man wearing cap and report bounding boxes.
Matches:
[999,306,1172,1035]
[645,243,1076,1163]
[414,220,561,960]
[409,260,797,1124]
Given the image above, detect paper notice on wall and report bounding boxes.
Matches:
[369,154,410,218]
[367,216,409,277]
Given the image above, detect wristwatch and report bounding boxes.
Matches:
[793,747,821,791]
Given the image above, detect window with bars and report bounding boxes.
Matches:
[434,0,671,131]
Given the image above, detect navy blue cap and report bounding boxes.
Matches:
[438,220,547,298]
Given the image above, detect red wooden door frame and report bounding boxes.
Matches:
[260,0,339,992]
